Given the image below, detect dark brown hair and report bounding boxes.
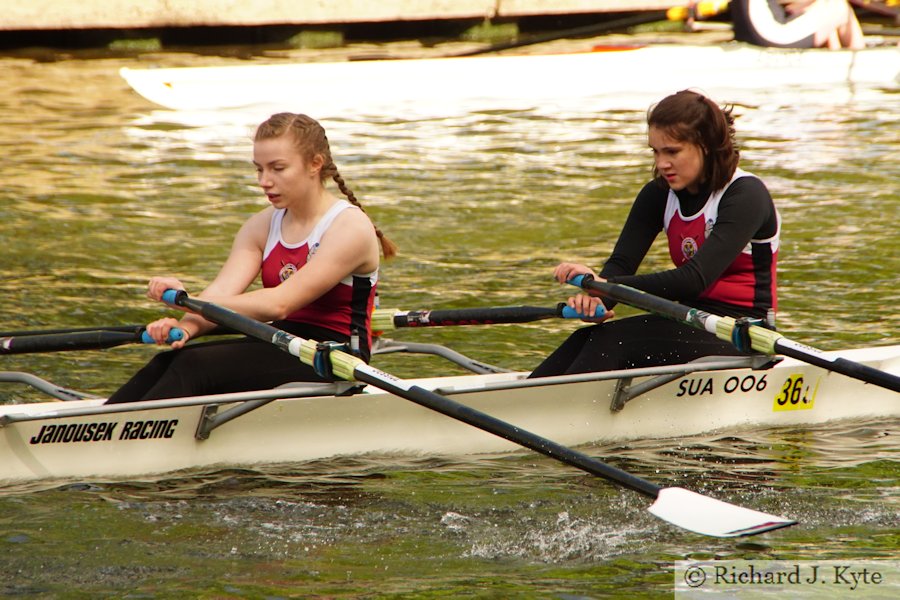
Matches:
[255,113,397,259]
[647,90,739,191]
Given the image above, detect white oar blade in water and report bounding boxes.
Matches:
[648,487,796,538]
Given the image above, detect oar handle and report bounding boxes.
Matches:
[140,328,185,345]
[559,303,605,319]
[2,326,184,355]
[568,274,695,322]
[161,289,182,305]
[567,274,590,289]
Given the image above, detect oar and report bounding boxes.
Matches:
[862,26,900,36]
[372,303,600,331]
[450,12,668,57]
[666,0,731,21]
[452,2,731,58]
[1,328,184,355]
[849,0,900,19]
[0,325,144,337]
[569,274,900,393]
[160,289,796,538]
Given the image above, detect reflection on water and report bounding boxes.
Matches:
[0,419,896,595]
[0,41,897,597]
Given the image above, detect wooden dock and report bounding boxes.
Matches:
[5,1,676,31]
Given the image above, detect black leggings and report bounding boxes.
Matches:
[106,322,363,404]
[528,314,746,378]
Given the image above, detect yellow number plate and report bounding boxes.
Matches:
[773,374,819,411]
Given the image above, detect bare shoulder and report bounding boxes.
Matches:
[321,205,379,263]
[240,206,275,231]
[333,204,377,235]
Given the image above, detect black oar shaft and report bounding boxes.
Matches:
[352,367,661,497]
[849,0,900,18]
[1,330,143,355]
[580,277,696,323]
[452,12,667,57]
[375,303,604,330]
[172,292,292,350]
[774,341,900,393]
[574,275,900,393]
[1,327,186,355]
[390,305,561,328]
[165,290,661,497]
[160,290,800,537]
[0,325,143,337]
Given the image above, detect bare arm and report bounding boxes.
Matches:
[144,208,271,345]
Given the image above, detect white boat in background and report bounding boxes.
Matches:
[1,342,898,487]
[119,44,900,118]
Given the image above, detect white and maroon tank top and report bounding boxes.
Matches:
[261,200,378,342]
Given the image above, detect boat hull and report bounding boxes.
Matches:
[119,45,900,117]
[1,345,897,486]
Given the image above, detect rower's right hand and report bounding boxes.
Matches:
[144,317,191,349]
[147,276,186,302]
[565,294,613,324]
[553,262,596,285]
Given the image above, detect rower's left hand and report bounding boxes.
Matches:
[553,262,597,285]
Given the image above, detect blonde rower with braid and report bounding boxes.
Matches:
[107,113,396,403]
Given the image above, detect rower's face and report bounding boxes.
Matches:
[253,135,321,208]
[648,126,705,193]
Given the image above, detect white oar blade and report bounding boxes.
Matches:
[648,487,796,538]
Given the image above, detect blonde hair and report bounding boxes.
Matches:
[255,113,397,259]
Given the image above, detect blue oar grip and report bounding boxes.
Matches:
[560,275,603,318]
[161,289,182,305]
[567,274,588,288]
[560,305,605,319]
[140,328,185,344]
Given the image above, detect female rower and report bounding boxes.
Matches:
[731,0,865,49]
[529,89,780,378]
[106,113,397,403]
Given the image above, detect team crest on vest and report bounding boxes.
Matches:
[278,262,297,282]
[681,237,698,260]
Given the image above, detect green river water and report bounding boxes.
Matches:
[0,36,897,598]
